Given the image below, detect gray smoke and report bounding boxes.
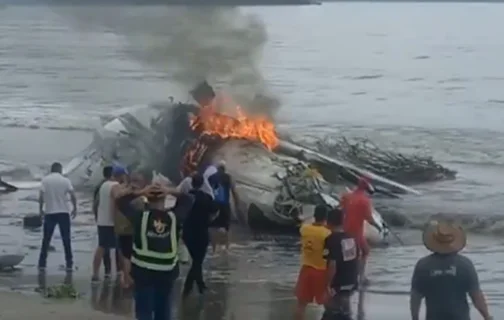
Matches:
[54,6,280,116]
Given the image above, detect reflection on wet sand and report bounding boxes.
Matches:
[37,270,73,291]
[90,279,133,316]
[15,230,443,320]
[356,289,366,320]
[20,263,405,320]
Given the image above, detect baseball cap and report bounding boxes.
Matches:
[112,165,128,176]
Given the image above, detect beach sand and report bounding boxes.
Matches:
[0,223,500,320]
[0,268,495,320]
[0,290,124,320]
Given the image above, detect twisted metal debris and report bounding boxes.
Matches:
[301,136,457,184]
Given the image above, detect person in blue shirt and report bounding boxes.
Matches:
[207,160,240,253]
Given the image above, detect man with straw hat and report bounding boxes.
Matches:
[410,220,493,320]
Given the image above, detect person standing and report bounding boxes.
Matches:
[182,174,218,298]
[341,177,382,285]
[115,170,148,288]
[176,171,214,198]
[207,160,240,253]
[38,162,77,271]
[91,165,128,281]
[321,207,359,320]
[294,204,331,320]
[93,166,113,220]
[410,220,493,320]
[92,165,118,276]
[116,181,185,320]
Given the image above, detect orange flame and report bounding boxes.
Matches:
[189,105,279,150]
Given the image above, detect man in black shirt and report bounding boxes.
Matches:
[115,180,191,320]
[322,207,359,320]
[182,174,219,298]
[410,220,492,320]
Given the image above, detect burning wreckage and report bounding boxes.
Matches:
[1,82,456,245]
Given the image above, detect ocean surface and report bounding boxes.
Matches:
[0,2,504,319]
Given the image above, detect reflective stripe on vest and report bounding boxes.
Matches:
[131,211,178,271]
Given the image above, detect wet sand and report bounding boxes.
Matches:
[0,190,502,319]
[0,252,501,320]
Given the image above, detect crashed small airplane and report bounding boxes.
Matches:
[1,82,432,245]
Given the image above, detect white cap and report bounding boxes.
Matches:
[216,160,226,168]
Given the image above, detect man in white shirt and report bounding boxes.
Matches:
[176,165,215,198]
[38,162,77,271]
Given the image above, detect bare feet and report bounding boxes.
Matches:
[120,272,133,288]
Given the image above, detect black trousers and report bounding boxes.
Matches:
[38,213,73,269]
[182,236,209,296]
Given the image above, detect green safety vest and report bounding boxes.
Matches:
[131,210,178,271]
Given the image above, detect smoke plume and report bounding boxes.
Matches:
[54,6,280,116]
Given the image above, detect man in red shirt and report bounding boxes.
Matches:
[341,177,382,285]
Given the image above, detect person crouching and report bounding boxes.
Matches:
[116,181,186,320]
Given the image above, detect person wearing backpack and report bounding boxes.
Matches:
[207,160,240,254]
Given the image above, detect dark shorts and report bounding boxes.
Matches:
[98,226,116,249]
[210,203,231,230]
[118,235,133,259]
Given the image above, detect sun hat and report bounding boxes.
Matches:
[423,220,466,254]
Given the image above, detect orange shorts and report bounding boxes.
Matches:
[295,265,327,304]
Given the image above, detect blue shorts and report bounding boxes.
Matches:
[97,226,116,249]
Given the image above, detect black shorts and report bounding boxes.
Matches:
[98,226,116,249]
[210,203,231,230]
[118,235,133,259]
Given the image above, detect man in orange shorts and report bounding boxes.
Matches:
[295,204,331,320]
[341,177,382,285]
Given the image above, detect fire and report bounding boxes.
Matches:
[180,103,279,176]
[189,105,279,150]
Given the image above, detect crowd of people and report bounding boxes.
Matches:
[294,177,493,320]
[37,160,239,320]
[37,161,494,320]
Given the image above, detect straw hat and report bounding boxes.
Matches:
[423,220,466,254]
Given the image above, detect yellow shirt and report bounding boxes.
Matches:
[300,223,331,270]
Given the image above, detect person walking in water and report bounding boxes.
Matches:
[91,165,128,281]
[38,162,77,272]
[207,160,240,253]
[321,207,359,320]
[116,177,187,320]
[294,204,331,320]
[341,177,382,285]
[182,174,218,298]
[410,220,493,320]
